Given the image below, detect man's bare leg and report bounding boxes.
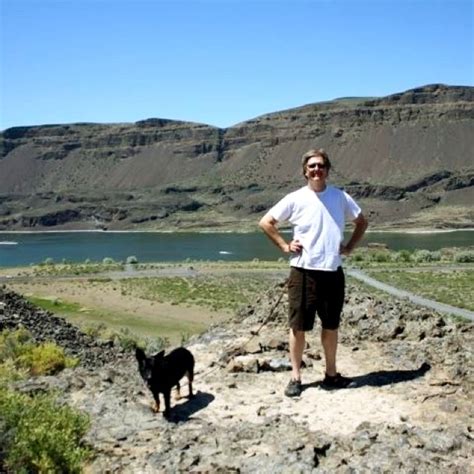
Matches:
[289,328,305,381]
[321,328,338,376]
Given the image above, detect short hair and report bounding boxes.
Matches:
[301,148,331,177]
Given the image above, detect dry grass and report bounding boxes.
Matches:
[365,268,474,311]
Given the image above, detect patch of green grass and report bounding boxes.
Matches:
[89,310,205,341]
[29,259,289,277]
[119,274,273,312]
[31,261,124,277]
[27,296,83,314]
[365,269,474,311]
[25,295,204,345]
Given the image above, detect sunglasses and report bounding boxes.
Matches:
[306,162,327,170]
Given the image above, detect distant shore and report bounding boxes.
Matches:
[1,227,474,235]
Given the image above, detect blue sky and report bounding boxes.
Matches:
[1,0,473,130]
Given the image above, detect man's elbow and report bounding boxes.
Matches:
[258,216,268,231]
[355,213,369,231]
[259,215,273,232]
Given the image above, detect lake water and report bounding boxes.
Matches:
[0,230,473,267]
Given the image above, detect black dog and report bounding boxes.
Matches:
[135,346,195,417]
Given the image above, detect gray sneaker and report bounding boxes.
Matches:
[284,379,302,397]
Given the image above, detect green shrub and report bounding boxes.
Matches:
[350,252,365,262]
[453,250,474,263]
[18,342,78,376]
[82,323,108,339]
[413,249,436,263]
[0,359,28,384]
[440,247,457,261]
[145,336,170,354]
[0,328,31,361]
[0,388,91,473]
[113,328,139,351]
[391,250,412,263]
[430,250,442,261]
[369,251,391,263]
[0,330,78,377]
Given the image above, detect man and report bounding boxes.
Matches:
[259,148,368,397]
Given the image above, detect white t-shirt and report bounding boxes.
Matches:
[266,185,362,271]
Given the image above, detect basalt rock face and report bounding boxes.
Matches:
[1,84,473,230]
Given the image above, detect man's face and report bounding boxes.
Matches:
[305,156,328,184]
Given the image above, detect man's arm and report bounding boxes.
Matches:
[340,213,368,256]
[259,214,302,254]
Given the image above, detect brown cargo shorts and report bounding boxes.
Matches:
[287,266,345,331]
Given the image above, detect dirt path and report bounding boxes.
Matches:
[188,333,452,436]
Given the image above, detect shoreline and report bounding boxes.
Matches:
[1,227,474,235]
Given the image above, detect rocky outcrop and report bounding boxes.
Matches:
[1,281,472,472]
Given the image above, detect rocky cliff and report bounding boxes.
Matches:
[1,84,473,230]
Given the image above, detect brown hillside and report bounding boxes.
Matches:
[0,84,473,231]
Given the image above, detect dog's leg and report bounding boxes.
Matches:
[187,370,194,398]
[152,393,160,413]
[175,381,181,400]
[163,390,171,418]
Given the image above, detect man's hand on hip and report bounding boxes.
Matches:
[286,239,303,254]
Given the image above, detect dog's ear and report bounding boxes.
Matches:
[135,347,146,361]
[154,350,165,360]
